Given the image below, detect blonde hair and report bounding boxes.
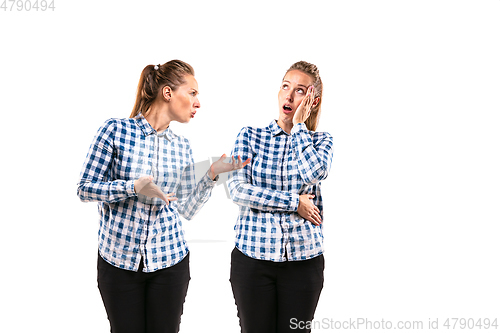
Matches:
[285,61,323,131]
[130,60,195,118]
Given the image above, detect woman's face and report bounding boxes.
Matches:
[278,70,314,124]
[168,75,200,123]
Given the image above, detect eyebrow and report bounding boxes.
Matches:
[282,80,308,89]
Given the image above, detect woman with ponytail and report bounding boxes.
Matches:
[77,60,249,333]
[228,61,333,333]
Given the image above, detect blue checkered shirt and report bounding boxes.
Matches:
[228,120,334,261]
[77,115,217,272]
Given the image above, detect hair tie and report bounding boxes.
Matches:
[154,64,159,70]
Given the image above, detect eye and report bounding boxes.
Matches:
[281,83,289,90]
[296,88,305,94]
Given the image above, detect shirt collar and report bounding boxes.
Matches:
[134,114,176,141]
[268,119,289,137]
[157,126,175,141]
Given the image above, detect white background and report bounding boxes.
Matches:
[1,0,499,332]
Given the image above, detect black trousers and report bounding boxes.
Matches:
[97,253,190,333]
[230,247,324,333]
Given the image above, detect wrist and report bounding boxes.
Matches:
[291,122,308,134]
[209,164,217,180]
[130,179,138,196]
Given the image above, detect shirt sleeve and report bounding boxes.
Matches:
[77,119,136,203]
[175,139,218,220]
[290,122,334,185]
[227,127,300,212]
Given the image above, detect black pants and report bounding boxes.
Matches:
[97,253,190,333]
[230,247,324,333]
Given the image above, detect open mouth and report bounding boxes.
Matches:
[283,105,293,113]
[191,111,196,118]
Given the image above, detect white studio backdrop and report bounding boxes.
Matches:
[1,0,499,332]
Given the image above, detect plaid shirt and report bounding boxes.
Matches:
[77,115,217,272]
[228,120,333,261]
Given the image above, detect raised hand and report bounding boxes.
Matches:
[210,154,251,180]
[293,86,315,125]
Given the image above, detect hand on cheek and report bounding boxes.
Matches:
[293,86,314,125]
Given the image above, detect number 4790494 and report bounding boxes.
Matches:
[1,0,55,11]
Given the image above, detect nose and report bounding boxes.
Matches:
[286,91,294,102]
[194,97,200,109]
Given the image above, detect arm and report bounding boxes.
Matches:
[290,123,334,185]
[176,141,217,220]
[227,127,300,212]
[77,119,136,203]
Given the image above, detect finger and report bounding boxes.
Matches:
[167,194,178,201]
[159,193,170,204]
[218,153,227,162]
[302,213,315,225]
[307,94,314,108]
[307,215,320,226]
[312,211,322,224]
[308,194,315,199]
[163,194,178,204]
[302,95,310,109]
[237,155,243,168]
[242,157,251,167]
[310,210,322,225]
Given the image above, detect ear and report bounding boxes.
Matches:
[162,86,172,101]
[312,97,320,107]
